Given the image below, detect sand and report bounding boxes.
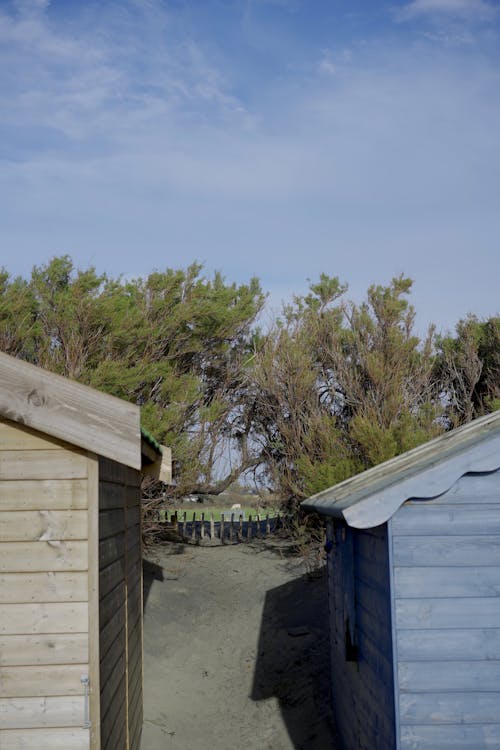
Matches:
[140,538,337,750]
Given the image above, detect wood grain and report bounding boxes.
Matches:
[0,696,86,729]
[393,535,500,567]
[0,634,88,666]
[0,350,141,469]
[398,627,500,662]
[0,728,90,749]
[400,724,500,749]
[0,479,87,511]
[399,691,500,724]
[0,602,88,635]
[0,541,88,572]
[394,566,500,599]
[398,660,500,692]
[87,453,100,750]
[396,597,500,630]
[0,665,88,698]
[0,511,87,542]
[0,572,88,603]
[0,419,70,450]
[0,451,88,481]
[392,504,500,536]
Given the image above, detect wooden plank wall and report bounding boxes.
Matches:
[326,520,396,750]
[0,418,90,750]
[391,469,500,750]
[98,458,142,750]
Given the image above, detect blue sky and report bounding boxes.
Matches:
[1,0,499,334]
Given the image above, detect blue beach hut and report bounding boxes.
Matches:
[302,410,500,750]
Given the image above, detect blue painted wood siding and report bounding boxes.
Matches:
[390,469,500,750]
[327,521,396,749]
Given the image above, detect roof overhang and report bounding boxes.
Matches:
[141,433,172,483]
[0,351,141,470]
[302,411,500,529]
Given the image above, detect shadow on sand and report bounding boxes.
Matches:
[251,569,337,749]
[142,542,185,609]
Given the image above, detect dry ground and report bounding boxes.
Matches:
[140,538,336,750]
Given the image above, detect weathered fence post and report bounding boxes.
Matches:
[220,513,225,544]
[247,515,252,540]
[200,512,205,541]
[210,513,215,541]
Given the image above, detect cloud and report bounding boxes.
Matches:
[0,0,499,333]
[397,0,498,21]
[0,0,251,151]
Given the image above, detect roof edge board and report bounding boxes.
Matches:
[0,351,141,470]
[302,420,500,528]
[305,411,500,510]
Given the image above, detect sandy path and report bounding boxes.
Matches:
[140,539,336,750]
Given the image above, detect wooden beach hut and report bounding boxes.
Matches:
[0,351,169,750]
[302,410,500,750]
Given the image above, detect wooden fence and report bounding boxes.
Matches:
[152,509,282,545]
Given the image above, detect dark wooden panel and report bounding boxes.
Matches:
[101,675,127,750]
[99,558,125,601]
[99,604,125,663]
[126,484,141,508]
[125,505,141,528]
[327,523,396,750]
[99,456,139,488]
[99,581,126,629]
[100,625,126,686]
[99,534,125,570]
[99,510,125,541]
[125,524,140,553]
[99,482,126,511]
[100,651,126,735]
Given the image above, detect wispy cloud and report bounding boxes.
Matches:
[397,0,498,21]
[0,0,249,151]
[0,0,498,332]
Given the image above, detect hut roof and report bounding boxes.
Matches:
[302,410,500,529]
[0,351,144,469]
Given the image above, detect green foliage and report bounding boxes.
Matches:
[0,256,265,496]
[435,315,500,424]
[252,274,446,499]
[0,256,496,504]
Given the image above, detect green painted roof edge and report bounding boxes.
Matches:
[140,426,163,454]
